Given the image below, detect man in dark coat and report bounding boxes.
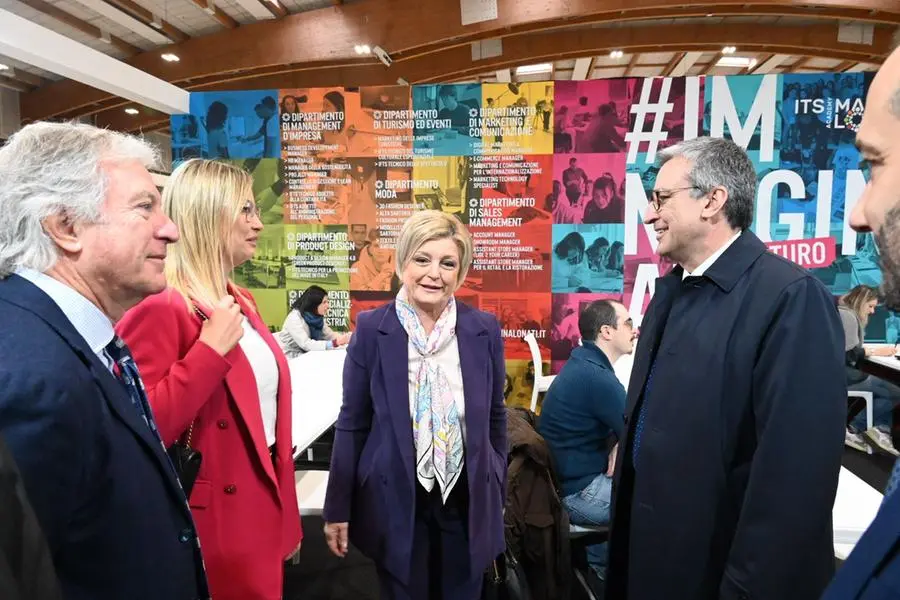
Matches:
[821,40,900,600]
[606,136,846,600]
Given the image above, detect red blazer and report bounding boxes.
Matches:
[116,287,301,600]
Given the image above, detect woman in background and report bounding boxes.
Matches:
[277,285,351,358]
[116,159,301,600]
[323,210,507,599]
[839,285,900,455]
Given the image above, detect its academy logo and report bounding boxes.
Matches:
[795,95,865,132]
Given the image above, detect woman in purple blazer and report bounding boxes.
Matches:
[323,210,508,599]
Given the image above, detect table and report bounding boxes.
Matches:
[290,348,346,457]
[833,466,883,560]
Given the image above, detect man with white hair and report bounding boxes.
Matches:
[0,122,208,599]
[821,41,900,599]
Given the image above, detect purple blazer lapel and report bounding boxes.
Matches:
[456,304,490,456]
[376,304,415,479]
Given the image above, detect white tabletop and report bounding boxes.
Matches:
[290,348,346,457]
[832,466,883,560]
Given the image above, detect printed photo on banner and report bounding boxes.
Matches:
[412,156,478,223]
[470,155,553,226]
[282,157,351,224]
[552,224,625,293]
[174,90,280,160]
[279,87,374,158]
[479,293,551,360]
[553,79,631,154]
[504,359,545,410]
[552,153,626,224]
[550,292,624,371]
[469,224,551,292]
[479,82,554,155]
[412,84,482,157]
[779,72,867,224]
[229,159,284,225]
[358,85,416,159]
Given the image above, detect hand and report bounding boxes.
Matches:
[337,333,352,346]
[606,443,618,477]
[198,296,244,356]
[871,346,896,357]
[285,540,302,561]
[324,522,349,558]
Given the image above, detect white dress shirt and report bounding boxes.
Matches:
[16,268,115,372]
[238,317,280,448]
[682,231,742,279]
[407,336,467,443]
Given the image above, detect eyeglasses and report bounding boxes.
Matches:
[241,201,261,220]
[649,186,700,212]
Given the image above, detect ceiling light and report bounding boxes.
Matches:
[354,44,371,55]
[125,108,139,115]
[515,63,553,75]
[717,56,757,68]
[722,46,737,54]
[609,50,624,59]
[0,64,8,71]
[161,53,180,62]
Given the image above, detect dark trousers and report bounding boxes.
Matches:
[377,471,483,600]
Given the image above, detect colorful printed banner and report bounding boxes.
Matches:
[172,72,884,405]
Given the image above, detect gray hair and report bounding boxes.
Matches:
[0,122,159,277]
[657,136,756,230]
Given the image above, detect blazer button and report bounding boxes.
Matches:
[217,419,228,429]
[178,527,193,543]
[224,484,237,494]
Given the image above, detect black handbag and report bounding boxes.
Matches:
[166,303,207,498]
[482,549,532,600]
[167,421,201,498]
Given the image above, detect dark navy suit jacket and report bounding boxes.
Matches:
[821,481,900,599]
[323,300,508,584]
[0,274,208,600]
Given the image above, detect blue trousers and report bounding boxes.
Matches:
[849,375,900,431]
[562,473,613,579]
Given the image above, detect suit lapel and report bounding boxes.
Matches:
[456,305,489,455]
[834,492,900,595]
[0,276,191,511]
[376,304,415,482]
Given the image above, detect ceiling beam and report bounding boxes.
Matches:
[102,0,190,42]
[0,9,189,118]
[700,53,722,76]
[17,0,142,56]
[836,59,857,72]
[571,56,592,80]
[0,78,31,93]
[227,0,275,21]
[662,52,685,77]
[188,0,239,29]
[261,0,288,18]
[1,68,47,87]
[67,0,171,46]
[752,53,788,74]
[747,52,774,74]
[669,51,704,77]
[790,56,811,73]
[624,53,640,76]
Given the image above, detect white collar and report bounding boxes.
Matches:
[682,231,742,280]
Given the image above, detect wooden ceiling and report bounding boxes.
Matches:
[1,0,897,136]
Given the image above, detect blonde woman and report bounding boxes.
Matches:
[116,159,301,599]
[323,210,508,599]
[839,285,900,455]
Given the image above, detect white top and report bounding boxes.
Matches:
[16,267,115,372]
[407,335,467,443]
[682,231,742,279]
[277,311,337,357]
[239,317,280,447]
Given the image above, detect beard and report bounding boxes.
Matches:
[877,205,900,311]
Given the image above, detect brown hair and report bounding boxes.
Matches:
[840,285,880,327]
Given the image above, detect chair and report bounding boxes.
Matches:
[568,523,609,600]
[524,332,555,412]
[847,390,875,455]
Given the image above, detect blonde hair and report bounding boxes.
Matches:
[162,159,255,311]
[840,285,879,327]
[395,210,473,287]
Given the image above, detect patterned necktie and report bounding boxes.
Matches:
[104,335,210,598]
[884,458,900,501]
